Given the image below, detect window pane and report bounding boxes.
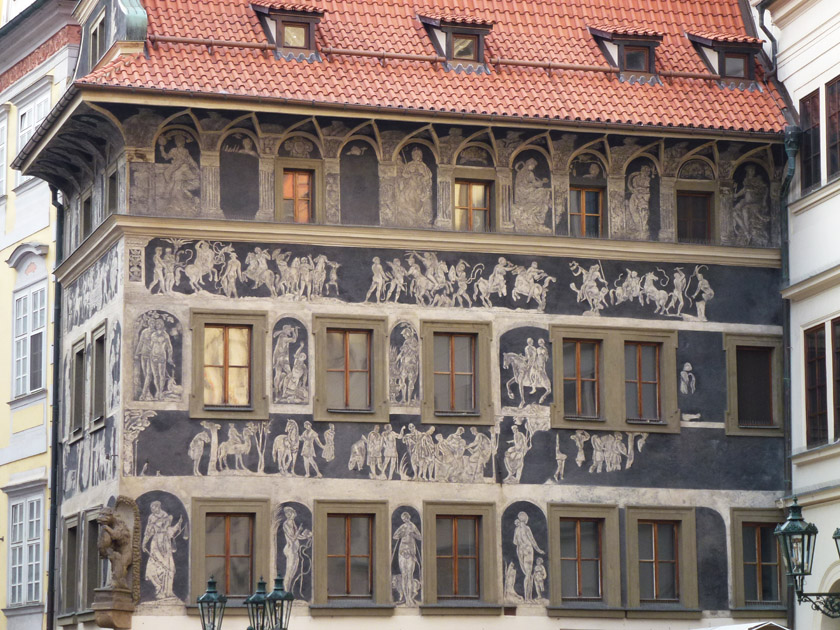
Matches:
[283,24,307,48]
[327,517,345,555]
[561,559,578,598]
[761,565,779,601]
[349,517,370,556]
[457,518,476,555]
[625,382,638,418]
[581,381,597,416]
[725,55,747,78]
[228,327,250,367]
[640,345,657,381]
[30,332,43,391]
[327,557,346,594]
[581,559,600,598]
[580,343,596,379]
[204,327,224,366]
[227,367,250,405]
[326,331,345,370]
[658,524,675,560]
[570,189,581,214]
[641,383,658,419]
[453,207,468,231]
[639,562,654,599]
[326,372,345,409]
[283,173,295,199]
[759,525,777,562]
[347,372,369,409]
[349,557,371,596]
[585,190,601,214]
[737,347,773,426]
[472,210,488,232]
[625,345,637,379]
[228,516,251,555]
[206,516,225,555]
[456,182,468,206]
[437,558,454,596]
[585,214,600,237]
[743,526,757,563]
[559,521,576,557]
[453,36,476,61]
[205,556,225,586]
[625,48,647,71]
[563,381,577,415]
[204,367,224,406]
[434,335,450,372]
[658,562,677,599]
[744,563,758,601]
[229,556,251,594]
[437,518,453,555]
[434,374,451,412]
[15,295,28,336]
[470,183,486,208]
[457,558,478,596]
[453,336,473,373]
[347,332,369,370]
[453,374,474,411]
[638,523,654,560]
[580,521,599,558]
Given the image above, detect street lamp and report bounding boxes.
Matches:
[197,577,228,630]
[245,578,268,630]
[775,498,840,618]
[265,576,294,630]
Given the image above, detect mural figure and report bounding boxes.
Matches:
[135,312,181,401]
[123,410,155,476]
[64,244,120,331]
[142,501,186,601]
[392,511,422,606]
[348,436,366,472]
[690,265,715,321]
[626,163,652,237]
[465,426,494,482]
[397,146,433,225]
[219,247,243,298]
[385,258,408,302]
[504,338,551,406]
[609,269,644,307]
[218,425,255,472]
[272,419,302,476]
[569,261,609,315]
[571,429,590,468]
[299,421,325,478]
[97,507,133,590]
[322,424,336,462]
[733,164,769,245]
[365,257,389,303]
[533,558,547,599]
[511,262,555,311]
[272,323,308,404]
[381,425,405,480]
[553,435,567,482]
[666,267,687,316]
[280,507,312,598]
[680,362,696,395]
[188,429,211,476]
[503,424,531,483]
[474,257,515,307]
[109,321,121,412]
[504,562,520,602]
[390,323,419,406]
[575,431,648,472]
[513,512,545,602]
[365,425,384,479]
[156,131,200,215]
[512,157,552,233]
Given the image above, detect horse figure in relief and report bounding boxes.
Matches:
[218,425,256,472]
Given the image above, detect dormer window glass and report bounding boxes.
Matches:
[452,35,478,61]
[89,11,107,68]
[418,14,493,71]
[722,53,748,79]
[624,47,649,73]
[252,3,323,57]
[282,22,309,49]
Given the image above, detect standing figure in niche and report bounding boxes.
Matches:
[272,325,299,400]
[397,147,433,225]
[626,164,652,238]
[513,511,545,602]
[680,362,696,395]
[281,507,312,598]
[533,558,547,599]
[392,511,422,606]
[322,424,335,462]
[280,346,308,403]
[149,246,166,293]
[512,157,551,233]
[136,316,176,401]
[503,425,530,483]
[733,164,769,245]
[299,421,324,478]
[142,501,185,600]
[157,133,199,214]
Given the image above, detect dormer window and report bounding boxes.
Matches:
[686,31,762,84]
[251,1,323,59]
[587,23,663,80]
[722,52,749,79]
[418,13,494,73]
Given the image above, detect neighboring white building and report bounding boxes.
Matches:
[768,0,840,627]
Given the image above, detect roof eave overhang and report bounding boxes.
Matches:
[12,85,82,173]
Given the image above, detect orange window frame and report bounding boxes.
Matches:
[559,518,603,600]
[283,169,313,223]
[325,329,372,410]
[204,324,252,406]
[563,340,600,417]
[326,514,373,598]
[205,513,254,595]
[433,332,476,412]
[742,523,782,603]
[569,188,602,237]
[436,515,480,599]
[638,520,679,602]
[454,180,491,231]
[625,342,661,421]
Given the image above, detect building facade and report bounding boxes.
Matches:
[15,0,795,628]
[768,0,840,627]
[0,2,78,629]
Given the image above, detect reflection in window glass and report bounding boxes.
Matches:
[563,340,600,417]
[436,515,479,598]
[203,325,251,407]
[452,35,477,61]
[205,513,254,595]
[638,520,678,601]
[326,329,371,410]
[559,518,602,599]
[283,23,308,49]
[433,333,476,413]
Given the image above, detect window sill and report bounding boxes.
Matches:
[67,429,84,445]
[309,603,394,617]
[420,602,503,616]
[730,606,787,619]
[546,605,625,618]
[727,424,784,438]
[56,613,79,626]
[8,388,47,408]
[90,418,107,433]
[625,606,702,620]
[2,602,44,617]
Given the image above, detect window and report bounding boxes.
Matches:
[312,501,390,611]
[569,188,602,237]
[326,514,373,598]
[190,499,269,602]
[547,504,620,613]
[725,334,783,436]
[623,46,649,72]
[804,325,828,447]
[84,512,108,608]
[264,13,320,54]
[106,168,118,215]
[624,342,661,424]
[313,315,387,422]
[282,169,313,223]
[63,518,79,613]
[433,332,476,414]
[206,513,254,596]
[676,192,711,243]
[829,76,840,179]
[91,324,107,426]
[562,340,600,419]
[626,507,698,612]
[13,284,46,398]
[552,326,678,433]
[833,319,840,440]
[421,321,492,425]
[0,118,6,196]
[190,311,267,420]
[452,34,478,61]
[421,502,498,610]
[89,11,107,68]
[71,339,86,437]
[454,180,491,232]
[722,52,748,79]
[17,92,49,149]
[281,21,309,49]
[325,329,371,412]
[81,195,92,240]
[731,509,786,611]
[800,90,821,192]
[9,495,42,606]
[275,159,323,223]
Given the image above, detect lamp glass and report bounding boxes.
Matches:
[245,578,268,630]
[267,576,294,630]
[775,499,818,581]
[197,576,227,630]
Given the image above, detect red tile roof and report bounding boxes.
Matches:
[77,0,787,134]
[417,12,496,26]
[685,29,763,45]
[250,0,323,13]
[587,22,664,39]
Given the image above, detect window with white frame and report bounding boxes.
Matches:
[0,117,7,197]
[16,91,50,186]
[13,283,47,398]
[9,494,43,605]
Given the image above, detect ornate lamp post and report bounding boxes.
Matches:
[197,577,228,630]
[245,578,268,630]
[775,498,840,618]
[265,576,294,630]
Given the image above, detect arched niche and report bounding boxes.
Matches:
[623,156,660,240]
[456,144,494,167]
[220,131,260,220]
[153,127,201,217]
[340,138,380,225]
[568,153,608,238]
[731,161,771,247]
[394,142,437,227]
[511,149,552,234]
[678,158,715,180]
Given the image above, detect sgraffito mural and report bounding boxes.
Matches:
[502,502,549,605]
[137,491,190,605]
[64,243,121,331]
[63,416,118,498]
[391,506,422,606]
[274,502,313,602]
[272,317,309,405]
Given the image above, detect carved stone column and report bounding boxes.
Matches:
[379,161,398,226]
[553,176,569,236]
[496,166,513,231]
[718,180,735,245]
[255,157,275,222]
[324,158,341,224]
[607,175,625,239]
[200,152,222,218]
[659,176,676,242]
[435,164,453,229]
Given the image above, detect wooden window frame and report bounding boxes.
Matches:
[637,519,679,602]
[280,20,311,50]
[624,341,662,424]
[435,515,480,599]
[325,328,372,412]
[432,331,477,414]
[562,339,602,419]
[623,45,651,73]
[569,187,603,237]
[204,513,254,596]
[61,515,80,615]
[203,324,252,407]
[105,165,119,216]
[12,281,47,399]
[451,34,479,62]
[190,498,270,605]
[268,14,320,55]
[625,506,698,615]
[325,514,374,598]
[551,326,679,433]
[676,191,712,244]
[89,10,107,69]
[421,320,493,425]
[547,504,621,615]
[803,325,828,447]
[90,322,107,430]
[723,333,783,437]
[313,315,388,423]
[720,52,750,79]
[275,158,324,223]
[730,508,787,614]
[69,337,86,440]
[440,26,488,65]
[454,179,493,232]
[421,501,500,614]
[800,89,822,193]
[189,310,268,421]
[828,75,840,180]
[311,500,392,614]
